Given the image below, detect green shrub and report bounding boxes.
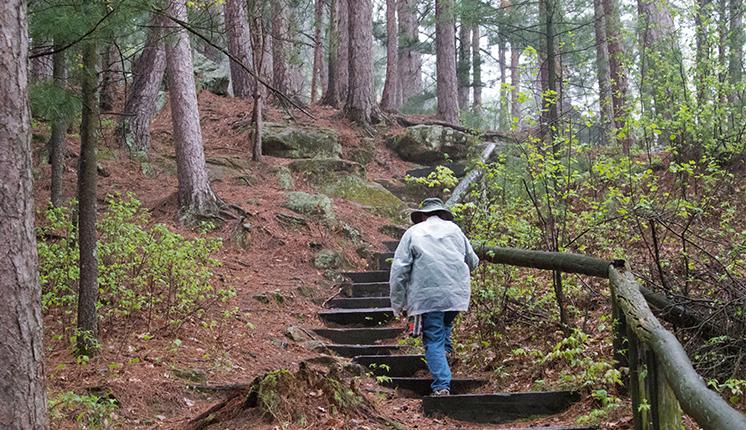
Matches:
[38,194,233,341]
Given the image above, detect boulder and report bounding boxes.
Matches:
[387,125,480,163]
[323,176,405,220]
[314,249,341,269]
[192,50,230,96]
[288,158,365,185]
[262,123,341,159]
[283,192,336,223]
[348,138,376,166]
[284,326,313,342]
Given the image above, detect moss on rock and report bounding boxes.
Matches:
[322,176,405,220]
[263,123,341,159]
[283,192,336,223]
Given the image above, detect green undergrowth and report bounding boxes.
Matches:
[37,194,235,348]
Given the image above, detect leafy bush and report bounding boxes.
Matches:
[38,194,233,341]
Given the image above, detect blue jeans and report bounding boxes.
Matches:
[422,311,458,392]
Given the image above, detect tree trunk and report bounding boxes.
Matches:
[344,0,374,126]
[337,0,350,102]
[457,21,471,110]
[99,42,122,112]
[224,0,254,98]
[436,0,459,124]
[602,0,630,152]
[311,0,324,103]
[539,0,559,144]
[49,47,67,207]
[120,14,166,155]
[249,3,268,161]
[498,36,509,129]
[380,0,400,111]
[510,43,520,123]
[321,0,342,106]
[165,0,221,219]
[637,0,682,123]
[30,44,52,82]
[77,39,100,357]
[473,25,483,111]
[729,0,743,104]
[0,1,48,426]
[271,1,289,98]
[397,0,422,105]
[694,0,712,106]
[593,0,614,145]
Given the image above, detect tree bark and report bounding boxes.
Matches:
[99,42,122,112]
[311,0,324,103]
[249,2,268,161]
[694,0,712,106]
[0,1,49,426]
[380,0,400,111]
[77,39,100,357]
[165,0,221,219]
[510,43,520,123]
[321,0,342,106]
[397,0,422,105]
[224,0,254,98]
[120,14,166,154]
[436,0,459,124]
[344,0,374,126]
[498,36,509,129]
[49,46,67,207]
[593,0,614,145]
[457,21,471,110]
[729,0,743,97]
[271,0,289,98]
[602,0,630,152]
[473,25,483,111]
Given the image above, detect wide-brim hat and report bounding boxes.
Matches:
[410,197,454,224]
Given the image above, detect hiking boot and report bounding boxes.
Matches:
[432,388,450,397]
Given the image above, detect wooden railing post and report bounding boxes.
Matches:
[610,279,629,395]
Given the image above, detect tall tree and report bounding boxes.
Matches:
[436,0,460,124]
[224,0,254,98]
[0,0,48,426]
[602,0,630,151]
[76,38,100,357]
[120,14,166,154]
[99,42,122,112]
[344,0,374,126]
[49,47,67,207]
[321,0,344,106]
[498,34,509,129]
[165,0,221,218]
[457,20,472,110]
[510,42,520,122]
[593,0,614,145]
[311,0,324,103]
[381,0,400,111]
[473,25,483,111]
[729,0,743,94]
[249,0,269,161]
[271,0,289,98]
[397,0,422,106]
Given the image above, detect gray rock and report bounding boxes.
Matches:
[322,176,405,219]
[387,124,480,163]
[276,212,308,227]
[288,158,365,185]
[284,326,313,342]
[301,340,328,353]
[262,123,341,159]
[283,192,336,223]
[276,166,294,190]
[192,50,230,96]
[348,138,376,166]
[314,249,341,269]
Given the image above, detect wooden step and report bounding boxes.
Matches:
[318,308,394,326]
[354,354,427,377]
[382,377,487,397]
[371,252,394,270]
[383,240,399,252]
[341,282,389,298]
[312,327,403,344]
[422,391,581,424]
[342,271,389,284]
[326,297,391,309]
[324,344,401,357]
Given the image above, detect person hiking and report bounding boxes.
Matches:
[389,197,479,396]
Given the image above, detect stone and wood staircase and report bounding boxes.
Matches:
[310,239,595,428]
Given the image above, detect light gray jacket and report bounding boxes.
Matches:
[389,216,479,317]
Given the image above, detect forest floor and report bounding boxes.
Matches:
[33,92,648,429]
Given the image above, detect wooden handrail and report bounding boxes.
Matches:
[610,265,746,430]
[473,244,614,279]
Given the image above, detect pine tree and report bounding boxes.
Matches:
[436,0,459,124]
